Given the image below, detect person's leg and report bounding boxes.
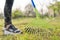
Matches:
[4,0,14,27]
[4,0,22,34]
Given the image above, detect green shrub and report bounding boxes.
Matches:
[12,9,23,19]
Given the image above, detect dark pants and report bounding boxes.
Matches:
[4,0,14,27]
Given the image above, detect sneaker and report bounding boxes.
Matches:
[3,24,22,35]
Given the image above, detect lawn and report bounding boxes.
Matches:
[0,17,60,40]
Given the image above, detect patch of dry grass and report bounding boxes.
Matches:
[0,17,60,40]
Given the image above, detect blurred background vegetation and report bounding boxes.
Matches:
[0,0,60,40]
[0,0,60,19]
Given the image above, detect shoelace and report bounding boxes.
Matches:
[7,24,17,31]
[10,25,17,31]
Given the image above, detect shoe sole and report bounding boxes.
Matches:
[3,30,15,35]
[3,30,22,35]
[3,28,23,35]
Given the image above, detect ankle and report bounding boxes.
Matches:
[5,24,11,29]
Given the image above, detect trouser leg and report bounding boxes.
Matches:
[4,0,14,27]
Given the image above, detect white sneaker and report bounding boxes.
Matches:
[3,24,22,35]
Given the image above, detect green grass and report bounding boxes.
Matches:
[0,17,60,40]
